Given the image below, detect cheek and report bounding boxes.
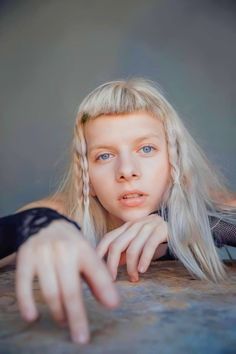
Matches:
[150,157,171,196]
[89,166,113,198]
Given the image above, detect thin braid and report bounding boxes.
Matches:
[164,119,181,185]
[74,119,96,244]
[77,128,90,214]
[72,128,84,219]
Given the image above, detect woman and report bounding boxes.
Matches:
[1,78,235,343]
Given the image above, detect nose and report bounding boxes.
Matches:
[115,154,141,182]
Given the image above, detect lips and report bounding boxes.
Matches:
[123,193,143,199]
[118,190,147,207]
[118,190,147,200]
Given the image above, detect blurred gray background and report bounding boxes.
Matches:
[1,0,236,217]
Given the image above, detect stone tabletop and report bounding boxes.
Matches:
[0,260,236,354]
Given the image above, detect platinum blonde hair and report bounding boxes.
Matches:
[54,78,236,282]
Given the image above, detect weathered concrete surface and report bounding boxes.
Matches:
[0,261,236,354]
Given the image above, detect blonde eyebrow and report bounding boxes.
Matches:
[88,134,163,153]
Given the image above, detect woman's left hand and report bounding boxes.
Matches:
[96,214,168,282]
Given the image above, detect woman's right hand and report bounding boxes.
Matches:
[15,219,119,344]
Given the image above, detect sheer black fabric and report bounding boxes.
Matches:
[154,209,236,260]
[0,207,235,262]
[209,216,236,248]
[0,208,81,260]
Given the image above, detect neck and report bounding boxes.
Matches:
[106,212,124,232]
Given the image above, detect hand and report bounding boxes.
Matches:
[96,214,168,282]
[15,219,119,344]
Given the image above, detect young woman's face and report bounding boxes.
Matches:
[85,111,170,226]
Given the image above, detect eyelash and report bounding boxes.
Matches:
[96,145,156,161]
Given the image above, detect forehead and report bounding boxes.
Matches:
[84,111,165,147]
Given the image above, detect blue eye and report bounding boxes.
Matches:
[140,145,154,154]
[97,153,111,160]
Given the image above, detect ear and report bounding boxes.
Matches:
[89,182,96,197]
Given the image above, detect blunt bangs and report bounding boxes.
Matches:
[78,79,165,121]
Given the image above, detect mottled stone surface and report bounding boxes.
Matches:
[0,261,236,354]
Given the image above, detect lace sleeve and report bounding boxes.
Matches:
[209,217,236,248]
[152,210,236,260]
[161,217,236,260]
[0,207,81,260]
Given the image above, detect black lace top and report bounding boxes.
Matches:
[0,207,235,261]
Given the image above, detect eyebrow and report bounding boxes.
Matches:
[88,134,163,153]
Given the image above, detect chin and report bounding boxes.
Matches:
[119,209,151,222]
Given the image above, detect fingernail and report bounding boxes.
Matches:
[72,331,89,344]
[138,265,145,273]
[24,308,38,321]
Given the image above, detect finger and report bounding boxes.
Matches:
[111,221,153,281]
[96,221,132,258]
[138,233,162,273]
[15,245,38,321]
[119,251,126,266]
[54,243,89,344]
[36,244,66,324]
[81,244,120,308]
[106,226,139,280]
[152,243,168,260]
[106,240,128,280]
[126,226,151,281]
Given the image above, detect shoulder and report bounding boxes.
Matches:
[17,193,66,215]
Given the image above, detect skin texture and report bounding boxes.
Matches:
[85,112,171,281]
[9,112,171,344]
[15,219,119,344]
[97,214,169,282]
[6,112,235,344]
[85,112,171,225]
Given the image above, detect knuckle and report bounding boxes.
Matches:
[109,243,117,254]
[35,242,50,256]
[141,223,152,234]
[17,244,31,264]
[146,239,156,250]
[103,231,113,240]
[126,246,137,259]
[109,241,121,254]
[53,239,70,255]
[149,237,158,247]
[143,244,155,257]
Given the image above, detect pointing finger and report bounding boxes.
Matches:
[16,245,38,322]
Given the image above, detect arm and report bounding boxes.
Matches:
[0,195,65,267]
[0,206,79,260]
[0,204,119,343]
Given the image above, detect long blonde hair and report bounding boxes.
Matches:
[54,78,236,282]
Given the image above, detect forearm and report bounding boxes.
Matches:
[0,207,81,260]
